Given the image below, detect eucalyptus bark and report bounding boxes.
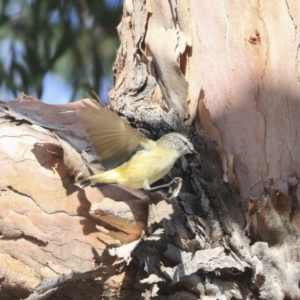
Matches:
[107,0,300,298]
[1,1,300,300]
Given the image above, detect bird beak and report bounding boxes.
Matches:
[189,148,200,155]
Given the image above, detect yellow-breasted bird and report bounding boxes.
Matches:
[75,99,196,191]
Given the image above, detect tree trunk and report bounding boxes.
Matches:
[1,0,300,299]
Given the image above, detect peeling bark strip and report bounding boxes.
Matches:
[110,0,192,133]
[1,0,300,299]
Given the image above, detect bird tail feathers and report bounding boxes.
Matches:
[75,171,118,188]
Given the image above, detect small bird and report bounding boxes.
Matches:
[76,99,196,192]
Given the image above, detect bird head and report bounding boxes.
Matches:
[157,133,197,157]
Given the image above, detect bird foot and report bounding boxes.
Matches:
[143,177,183,199]
[167,177,183,199]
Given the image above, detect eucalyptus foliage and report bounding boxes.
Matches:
[0,0,121,102]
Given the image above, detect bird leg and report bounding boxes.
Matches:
[143,177,183,199]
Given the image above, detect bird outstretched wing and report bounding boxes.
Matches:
[77,99,152,169]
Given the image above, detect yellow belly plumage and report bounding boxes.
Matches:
[84,147,179,189]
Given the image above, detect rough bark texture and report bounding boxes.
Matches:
[0,96,147,299]
[1,0,300,299]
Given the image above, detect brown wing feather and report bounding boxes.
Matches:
[77,99,150,169]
